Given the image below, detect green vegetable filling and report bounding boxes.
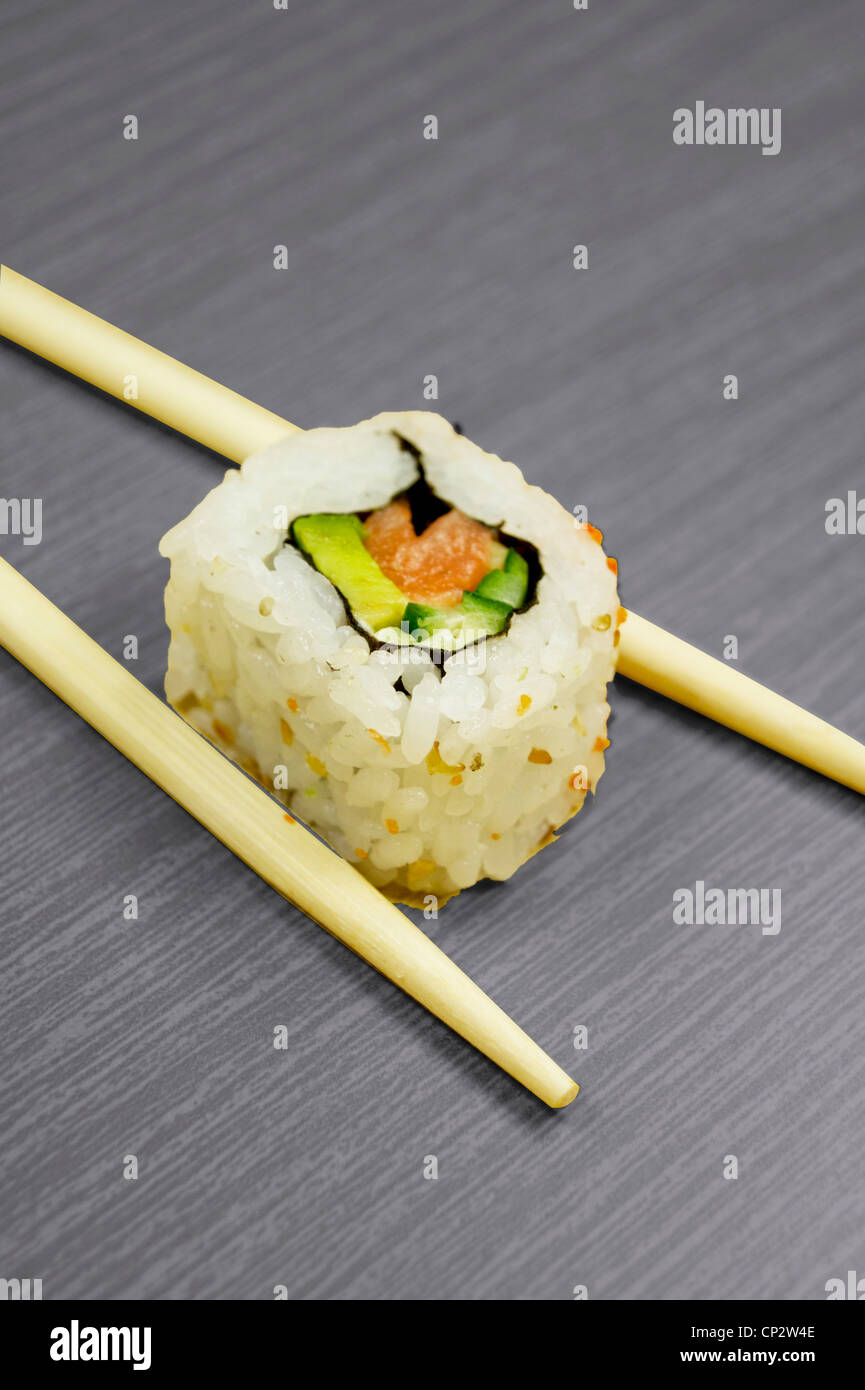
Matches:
[292,513,407,632]
[403,550,530,643]
[293,513,531,646]
[473,548,529,609]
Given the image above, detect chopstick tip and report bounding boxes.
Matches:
[550,1078,580,1109]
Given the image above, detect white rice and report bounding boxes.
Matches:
[159,412,619,903]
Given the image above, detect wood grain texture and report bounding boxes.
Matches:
[1,0,864,1300]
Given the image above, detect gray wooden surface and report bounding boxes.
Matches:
[2,0,864,1301]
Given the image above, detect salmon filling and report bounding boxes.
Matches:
[363,498,501,608]
[290,486,533,649]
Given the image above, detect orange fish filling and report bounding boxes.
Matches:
[363,498,498,609]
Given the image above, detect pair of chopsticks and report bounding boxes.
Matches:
[0,266,863,1110]
[3,268,863,795]
[0,267,580,1109]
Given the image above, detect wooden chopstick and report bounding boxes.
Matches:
[0,555,580,1108]
[0,266,294,460]
[618,613,865,795]
[1,264,861,797]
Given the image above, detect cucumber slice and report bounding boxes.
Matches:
[404,591,512,644]
[461,590,513,634]
[474,547,529,609]
[474,569,522,607]
[504,547,529,585]
[403,602,446,636]
[487,539,509,571]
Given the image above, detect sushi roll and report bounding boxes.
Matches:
[159,413,620,903]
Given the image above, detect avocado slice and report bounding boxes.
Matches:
[473,548,529,609]
[404,590,512,644]
[292,513,407,632]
